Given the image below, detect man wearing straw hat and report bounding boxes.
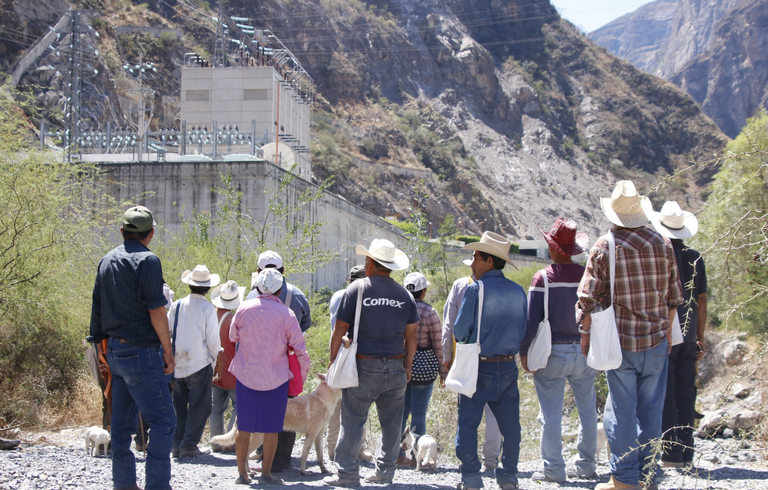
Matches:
[168,264,221,459]
[323,239,419,487]
[453,232,527,490]
[577,181,683,490]
[650,201,707,468]
[90,205,176,490]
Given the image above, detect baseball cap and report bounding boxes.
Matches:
[404,272,430,292]
[258,250,283,270]
[122,206,156,233]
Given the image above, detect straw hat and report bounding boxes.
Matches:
[180,265,220,287]
[649,201,699,239]
[540,218,589,256]
[211,280,245,309]
[461,231,518,269]
[599,180,651,228]
[355,238,409,271]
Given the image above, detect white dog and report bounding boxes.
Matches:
[402,426,438,472]
[596,422,611,464]
[84,426,110,457]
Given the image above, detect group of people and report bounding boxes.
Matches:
[90,176,707,490]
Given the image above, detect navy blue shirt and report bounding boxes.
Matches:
[454,270,527,357]
[336,276,419,357]
[90,240,167,346]
[671,240,707,342]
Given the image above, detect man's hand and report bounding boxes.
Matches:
[444,361,452,373]
[406,366,412,383]
[696,340,706,361]
[520,355,534,374]
[162,349,175,375]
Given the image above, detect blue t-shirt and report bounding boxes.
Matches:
[336,276,419,357]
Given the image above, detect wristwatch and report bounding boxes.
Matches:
[578,326,591,335]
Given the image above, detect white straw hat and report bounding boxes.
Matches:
[650,201,699,239]
[599,180,651,228]
[355,238,409,271]
[211,280,245,309]
[180,265,220,287]
[461,231,518,269]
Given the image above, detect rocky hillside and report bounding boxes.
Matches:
[590,0,767,138]
[2,0,727,241]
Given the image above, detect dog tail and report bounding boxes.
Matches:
[210,416,237,446]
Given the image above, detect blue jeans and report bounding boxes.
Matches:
[456,360,520,488]
[210,385,237,438]
[336,358,407,480]
[604,339,669,486]
[107,338,176,490]
[400,382,434,457]
[172,364,212,449]
[533,343,597,480]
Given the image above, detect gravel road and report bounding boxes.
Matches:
[1,430,766,490]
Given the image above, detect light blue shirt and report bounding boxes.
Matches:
[453,269,527,357]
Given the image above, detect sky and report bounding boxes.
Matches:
[550,0,655,33]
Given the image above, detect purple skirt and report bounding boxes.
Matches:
[235,379,288,433]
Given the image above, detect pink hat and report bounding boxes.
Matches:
[540,218,589,256]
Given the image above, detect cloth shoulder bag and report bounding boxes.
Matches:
[526,269,552,371]
[587,233,623,371]
[287,346,304,396]
[327,278,365,389]
[411,324,440,383]
[445,280,484,397]
[670,313,684,346]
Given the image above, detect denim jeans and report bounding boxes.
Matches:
[661,342,697,463]
[400,382,434,457]
[336,358,407,480]
[107,338,176,490]
[172,364,212,449]
[210,385,237,438]
[456,360,520,488]
[533,343,597,480]
[604,339,669,486]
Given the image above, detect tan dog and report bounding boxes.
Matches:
[210,373,341,475]
[84,426,110,457]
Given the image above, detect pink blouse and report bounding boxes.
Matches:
[228,294,310,391]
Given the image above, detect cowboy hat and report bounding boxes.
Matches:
[649,201,699,239]
[355,238,409,271]
[180,264,221,287]
[211,280,245,309]
[599,180,651,228]
[540,218,589,256]
[461,231,518,268]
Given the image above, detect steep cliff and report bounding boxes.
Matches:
[2,0,727,241]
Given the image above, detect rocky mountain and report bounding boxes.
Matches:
[590,0,767,138]
[2,0,727,242]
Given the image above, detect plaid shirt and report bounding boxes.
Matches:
[415,299,448,379]
[576,226,683,352]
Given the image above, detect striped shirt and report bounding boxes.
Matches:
[576,226,684,352]
[415,299,448,379]
[520,263,585,356]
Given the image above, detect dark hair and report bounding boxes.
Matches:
[478,251,506,270]
[189,285,211,295]
[371,259,391,272]
[409,289,425,300]
[260,264,285,274]
[122,229,152,240]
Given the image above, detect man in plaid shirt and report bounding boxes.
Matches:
[576,181,683,490]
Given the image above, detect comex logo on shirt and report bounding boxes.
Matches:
[363,297,405,308]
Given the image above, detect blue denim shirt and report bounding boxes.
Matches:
[453,270,527,357]
[89,240,167,346]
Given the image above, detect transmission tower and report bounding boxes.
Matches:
[213,3,225,67]
[123,53,157,162]
[63,10,88,161]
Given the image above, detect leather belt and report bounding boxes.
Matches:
[479,355,516,362]
[356,354,404,360]
[552,340,581,344]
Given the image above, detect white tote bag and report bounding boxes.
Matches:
[327,278,365,389]
[587,233,623,371]
[445,281,484,397]
[670,313,684,346]
[526,269,552,372]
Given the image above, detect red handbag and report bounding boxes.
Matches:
[287,347,303,396]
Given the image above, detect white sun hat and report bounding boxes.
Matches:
[255,268,284,295]
[355,238,409,271]
[599,180,652,229]
[180,264,220,287]
[650,201,699,239]
[211,280,245,309]
[404,272,431,292]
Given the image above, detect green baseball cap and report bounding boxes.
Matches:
[122,205,156,233]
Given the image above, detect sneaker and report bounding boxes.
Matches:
[595,476,642,490]
[364,471,393,484]
[456,483,482,490]
[259,475,284,485]
[567,465,598,479]
[500,484,518,490]
[323,473,360,487]
[531,471,565,483]
[358,449,373,461]
[179,445,209,459]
